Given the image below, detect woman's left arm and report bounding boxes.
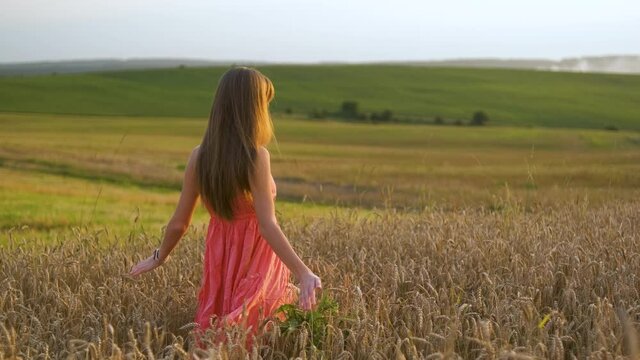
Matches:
[128,145,201,277]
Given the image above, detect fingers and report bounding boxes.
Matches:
[298,285,309,310]
[129,265,140,277]
[298,279,321,311]
[305,278,320,309]
[128,257,140,277]
[128,261,146,277]
[128,256,159,277]
[309,289,317,309]
[129,264,137,275]
[299,287,309,310]
[307,291,316,310]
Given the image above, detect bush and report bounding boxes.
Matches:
[471,111,490,126]
[309,108,328,119]
[434,116,444,125]
[340,101,360,118]
[370,109,393,123]
[381,110,393,122]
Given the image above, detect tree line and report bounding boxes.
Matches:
[297,100,490,126]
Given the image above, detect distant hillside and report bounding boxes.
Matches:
[0,58,273,76]
[0,65,638,130]
[2,55,639,76]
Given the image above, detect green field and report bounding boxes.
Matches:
[1,63,639,240]
[1,65,639,130]
[1,111,639,243]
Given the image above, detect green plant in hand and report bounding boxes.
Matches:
[275,294,339,350]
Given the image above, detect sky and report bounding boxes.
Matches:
[1,0,639,63]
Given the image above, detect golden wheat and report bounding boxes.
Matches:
[1,198,639,359]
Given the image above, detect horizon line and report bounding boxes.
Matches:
[2,53,640,66]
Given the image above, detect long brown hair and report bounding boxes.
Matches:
[196,66,275,220]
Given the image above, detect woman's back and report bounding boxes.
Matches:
[201,174,277,220]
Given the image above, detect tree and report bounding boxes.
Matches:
[340,101,359,118]
[381,110,393,122]
[471,111,490,126]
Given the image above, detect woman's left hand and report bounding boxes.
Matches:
[129,253,165,277]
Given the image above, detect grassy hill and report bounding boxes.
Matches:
[0,65,639,130]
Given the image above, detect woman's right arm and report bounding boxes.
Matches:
[249,146,322,311]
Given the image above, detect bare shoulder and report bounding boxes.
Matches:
[183,145,200,173]
[189,144,201,161]
[255,146,270,165]
[192,144,201,155]
[257,145,270,158]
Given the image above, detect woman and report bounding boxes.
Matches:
[128,66,322,349]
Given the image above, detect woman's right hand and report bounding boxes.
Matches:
[128,251,165,277]
[296,270,322,311]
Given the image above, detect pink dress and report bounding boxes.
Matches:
[192,176,298,349]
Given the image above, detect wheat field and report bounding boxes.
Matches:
[2,196,639,359]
